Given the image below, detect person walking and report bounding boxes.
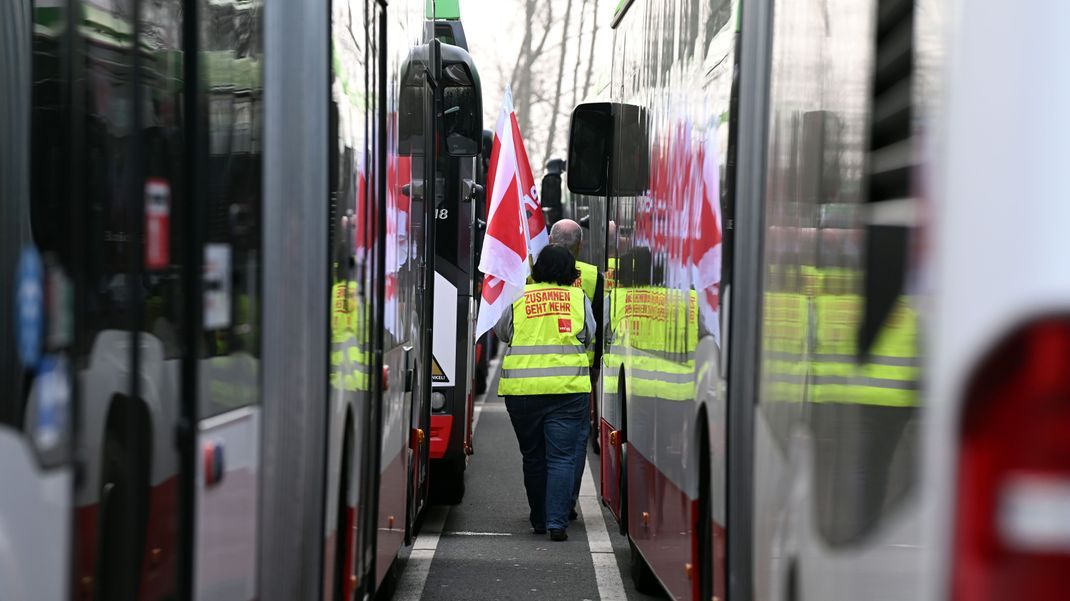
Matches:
[495,245,595,541]
[548,219,604,519]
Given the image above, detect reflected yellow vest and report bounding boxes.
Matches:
[810,268,918,407]
[607,286,697,402]
[330,280,370,392]
[605,257,618,291]
[499,283,592,396]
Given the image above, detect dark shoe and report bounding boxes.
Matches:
[533,527,547,535]
[569,509,578,521]
[549,528,568,542]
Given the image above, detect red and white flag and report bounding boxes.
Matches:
[476,88,538,337]
[510,104,549,258]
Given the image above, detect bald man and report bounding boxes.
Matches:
[548,219,605,521]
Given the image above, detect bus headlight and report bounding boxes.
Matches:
[431,391,447,411]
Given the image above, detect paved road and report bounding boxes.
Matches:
[392,361,667,601]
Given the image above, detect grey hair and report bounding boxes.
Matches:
[549,220,582,249]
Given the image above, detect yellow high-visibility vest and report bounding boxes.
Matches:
[573,260,599,366]
[499,283,592,396]
[574,260,598,302]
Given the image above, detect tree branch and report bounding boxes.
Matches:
[581,0,600,100]
[542,0,575,167]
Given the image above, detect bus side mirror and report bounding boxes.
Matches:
[566,102,649,196]
[398,44,483,157]
[567,103,613,195]
[609,103,649,195]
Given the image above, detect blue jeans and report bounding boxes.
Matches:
[571,394,591,512]
[505,392,588,531]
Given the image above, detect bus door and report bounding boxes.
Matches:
[1,2,76,599]
[426,18,483,504]
[190,3,264,599]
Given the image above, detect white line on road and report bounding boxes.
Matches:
[442,531,513,536]
[394,505,448,600]
[579,461,628,600]
[394,357,499,601]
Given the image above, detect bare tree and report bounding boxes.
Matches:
[469,0,608,175]
[581,0,600,100]
[570,0,588,110]
[541,0,574,166]
[509,0,554,134]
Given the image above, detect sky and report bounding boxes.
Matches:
[457,0,615,167]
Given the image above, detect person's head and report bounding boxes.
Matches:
[549,219,582,257]
[532,244,579,286]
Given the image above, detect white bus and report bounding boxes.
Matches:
[567,0,1070,600]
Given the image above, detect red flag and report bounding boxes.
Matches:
[510,111,549,257]
[476,89,530,337]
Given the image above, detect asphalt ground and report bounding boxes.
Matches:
[391,360,668,601]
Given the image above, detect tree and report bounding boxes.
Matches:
[509,0,554,135]
[541,0,574,166]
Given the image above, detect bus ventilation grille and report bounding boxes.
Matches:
[867,0,914,204]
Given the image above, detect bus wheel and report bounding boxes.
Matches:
[698,414,714,601]
[374,555,400,600]
[474,353,488,395]
[332,422,353,600]
[617,373,628,537]
[590,392,600,455]
[629,538,661,594]
[430,457,466,505]
[97,405,150,601]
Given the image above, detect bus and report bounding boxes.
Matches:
[566,1,736,599]
[569,0,1070,600]
[1,1,482,599]
[423,0,481,505]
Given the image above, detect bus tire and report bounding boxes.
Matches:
[97,399,150,601]
[698,412,714,601]
[617,373,629,537]
[474,355,488,395]
[629,537,661,594]
[374,555,399,600]
[590,391,600,455]
[333,420,353,600]
[430,457,466,505]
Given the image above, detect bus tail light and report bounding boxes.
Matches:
[953,318,1070,600]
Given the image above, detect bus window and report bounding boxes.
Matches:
[199,8,264,419]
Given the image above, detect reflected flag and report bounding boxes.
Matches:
[693,124,724,344]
